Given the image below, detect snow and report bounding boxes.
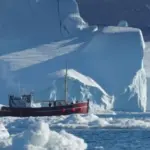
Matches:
[0,120,87,150]
[0,104,5,110]
[12,121,87,150]
[0,1,150,148]
[2,113,150,132]
[0,0,147,112]
[1,113,150,149]
[144,42,150,78]
[0,122,11,149]
[49,69,106,92]
[147,79,150,111]
[62,13,88,35]
[0,39,83,71]
[0,123,10,139]
[47,69,114,110]
[144,42,150,111]
[80,26,146,111]
[118,20,129,27]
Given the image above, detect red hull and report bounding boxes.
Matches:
[0,102,89,117]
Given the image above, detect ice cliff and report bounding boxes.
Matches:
[0,0,147,112]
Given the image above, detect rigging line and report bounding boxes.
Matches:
[57,0,70,36]
[28,0,35,19]
[57,0,62,36]
[63,25,70,35]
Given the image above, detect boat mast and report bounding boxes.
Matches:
[64,62,68,102]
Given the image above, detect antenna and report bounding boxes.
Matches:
[64,61,68,102]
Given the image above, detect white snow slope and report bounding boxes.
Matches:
[0,0,147,112]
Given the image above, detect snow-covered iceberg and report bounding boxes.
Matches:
[0,0,147,112]
[46,69,114,110]
[76,26,146,112]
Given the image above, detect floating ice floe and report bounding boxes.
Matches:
[11,121,87,150]
[0,122,12,149]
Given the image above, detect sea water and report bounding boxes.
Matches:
[67,128,150,150]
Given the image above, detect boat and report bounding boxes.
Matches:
[0,65,89,117]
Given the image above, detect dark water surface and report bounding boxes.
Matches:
[67,129,150,150]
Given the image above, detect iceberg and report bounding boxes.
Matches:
[0,0,147,112]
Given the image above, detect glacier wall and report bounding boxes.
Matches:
[147,78,150,111]
[0,0,86,54]
[144,43,150,111]
[73,26,146,112]
[0,0,147,112]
